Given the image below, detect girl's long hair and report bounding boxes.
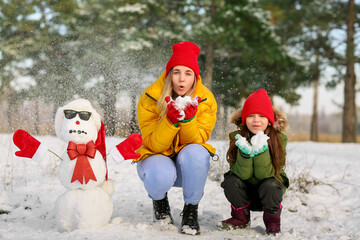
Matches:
[157,69,196,122]
[227,107,288,181]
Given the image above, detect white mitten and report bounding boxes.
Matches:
[235,134,252,155]
[250,131,269,157]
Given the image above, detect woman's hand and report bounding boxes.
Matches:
[165,96,182,124]
[183,96,201,121]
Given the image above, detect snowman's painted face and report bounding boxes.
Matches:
[61,109,98,144]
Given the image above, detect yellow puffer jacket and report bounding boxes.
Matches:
[134,71,217,162]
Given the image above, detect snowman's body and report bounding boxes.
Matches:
[58,151,107,190]
[13,98,142,232]
[55,185,113,232]
[53,99,113,232]
[55,150,113,232]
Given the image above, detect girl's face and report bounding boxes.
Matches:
[246,114,269,134]
[171,65,196,97]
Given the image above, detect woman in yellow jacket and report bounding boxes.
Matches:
[136,41,217,235]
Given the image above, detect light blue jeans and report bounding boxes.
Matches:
[137,144,210,205]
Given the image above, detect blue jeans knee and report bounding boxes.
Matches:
[137,154,176,200]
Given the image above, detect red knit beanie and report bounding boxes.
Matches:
[241,89,274,125]
[166,41,200,79]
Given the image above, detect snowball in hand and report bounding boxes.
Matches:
[174,96,199,121]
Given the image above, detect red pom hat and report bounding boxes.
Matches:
[241,89,274,125]
[166,41,200,79]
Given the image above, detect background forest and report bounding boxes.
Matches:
[0,0,359,142]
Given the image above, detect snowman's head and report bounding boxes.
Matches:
[55,99,101,144]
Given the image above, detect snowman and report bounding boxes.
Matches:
[12,99,142,232]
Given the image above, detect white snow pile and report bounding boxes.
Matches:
[0,133,359,240]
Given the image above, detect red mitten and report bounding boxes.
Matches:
[183,96,201,120]
[13,129,41,158]
[165,96,182,124]
[109,133,142,163]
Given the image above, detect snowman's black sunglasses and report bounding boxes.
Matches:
[63,110,92,121]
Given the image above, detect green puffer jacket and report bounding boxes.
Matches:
[228,131,289,190]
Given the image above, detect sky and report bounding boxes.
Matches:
[276,63,360,116]
[275,84,345,115]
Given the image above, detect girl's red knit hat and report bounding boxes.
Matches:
[166,41,200,79]
[241,89,274,125]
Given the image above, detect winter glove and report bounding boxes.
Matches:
[165,96,182,125]
[250,131,269,157]
[234,134,252,156]
[13,129,48,162]
[109,133,142,163]
[182,96,201,122]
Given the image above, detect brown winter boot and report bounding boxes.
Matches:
[263,209,281,235]
[217,205,250,230]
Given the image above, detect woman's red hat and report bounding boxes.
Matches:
[166,41,200,79]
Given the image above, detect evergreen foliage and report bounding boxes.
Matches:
[0,0,358,137]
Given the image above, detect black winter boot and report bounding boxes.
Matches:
[181,204,200,235]
[153,194,173,224]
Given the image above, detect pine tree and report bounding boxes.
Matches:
[342,0,357,142]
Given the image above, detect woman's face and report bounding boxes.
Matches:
[246,114,269,134]
[171,65,196,97]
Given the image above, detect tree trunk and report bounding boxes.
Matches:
[310,55,320,141]
[7,100,13,132]
[103,77,117,136]
[203,2,216,90]
[214,94,225,140]
[342,0,357,143]
[204,42,214,90]
[310,79,319,141]
[7,93,17,133]
[35,99,40,135]
[129,91,139,134]
[224,104,229,140]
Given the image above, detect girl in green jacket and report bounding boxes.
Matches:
[218,89,289,235]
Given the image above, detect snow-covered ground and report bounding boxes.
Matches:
[0,133,359,240]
